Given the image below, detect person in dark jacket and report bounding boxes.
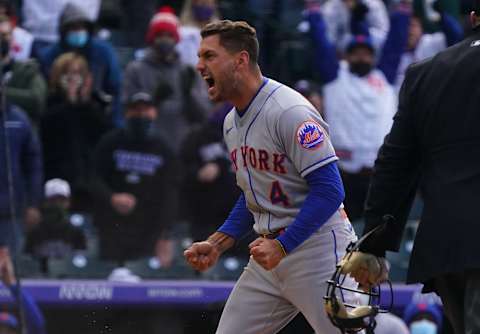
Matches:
[341,3,480,333]
[39,3,123,127]
[180,102,240,242]
[41,52,112,210]
[0,105,42,254]
[92,92,178,266]
[25,178,86,273]
[123,6,210,153]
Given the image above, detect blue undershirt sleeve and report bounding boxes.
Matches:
[276,162,345,253]
[217,193,254,240]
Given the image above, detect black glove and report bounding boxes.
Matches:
[181,66,197,97]
[154,79,174,103]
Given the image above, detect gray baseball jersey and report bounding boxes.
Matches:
[218,77,359,334]
[223,78,340,234]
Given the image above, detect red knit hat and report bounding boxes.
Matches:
[146,6,180,45]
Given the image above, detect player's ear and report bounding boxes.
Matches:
[236,50,250,69]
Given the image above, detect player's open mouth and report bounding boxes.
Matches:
[206,77,215,87]
[203,75,216,93]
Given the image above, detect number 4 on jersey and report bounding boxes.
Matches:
[270,181,290,207]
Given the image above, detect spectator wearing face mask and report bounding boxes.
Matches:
[404,300,443,334]
[123,6,210,154]
[40,52,112,210]
[0,15,47,125]
[25,179,87,273]
[177,0,220,67]
[22,0,101,57]
[91,92,179,268]
[307,8,397,221]
[39,3,123,127]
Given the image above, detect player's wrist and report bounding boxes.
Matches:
[274,239,288,258]
[207,232,235,254]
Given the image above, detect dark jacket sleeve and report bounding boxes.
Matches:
[153,147,180,239]
[122,61,143,105]
[360,64,424,256]
[38,44,60,78]
[99,41,123,128]
[91,133,115,204]
[6,61,47,120]
[306,10,339,84]
[179,126,203,184]
[21,115,43,207]
[377,11,410,85]
[181,66,209,124]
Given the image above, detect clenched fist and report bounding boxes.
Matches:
[249,238,286,271]
[184,241,220,272]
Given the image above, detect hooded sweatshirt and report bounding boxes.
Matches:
[123,49,210,153]
[39,3,123,127]
[22,0,100,43]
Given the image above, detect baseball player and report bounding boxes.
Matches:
[184,20,358,333]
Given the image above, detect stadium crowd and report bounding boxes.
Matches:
[0,0,472,333]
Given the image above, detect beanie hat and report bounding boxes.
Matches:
[146,6,180,45]
[346,34,375,54]
[403,302,443,329]
[59,3,93,35]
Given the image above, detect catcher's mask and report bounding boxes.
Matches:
[324,224,393,334]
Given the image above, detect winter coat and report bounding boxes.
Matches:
[5,59,47,123]
[123,49,210,153]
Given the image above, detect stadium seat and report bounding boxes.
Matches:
[48,254,116,279]
[69,212,96,236]
[17,254,43,278]
[202,256,249,281]
[125,257,197,280]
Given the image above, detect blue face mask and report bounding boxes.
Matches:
[410,320,438,334]
[66,30,89,48]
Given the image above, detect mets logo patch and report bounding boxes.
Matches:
[297,121,324,150]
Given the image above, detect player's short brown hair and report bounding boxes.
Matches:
[201,20,259,65]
